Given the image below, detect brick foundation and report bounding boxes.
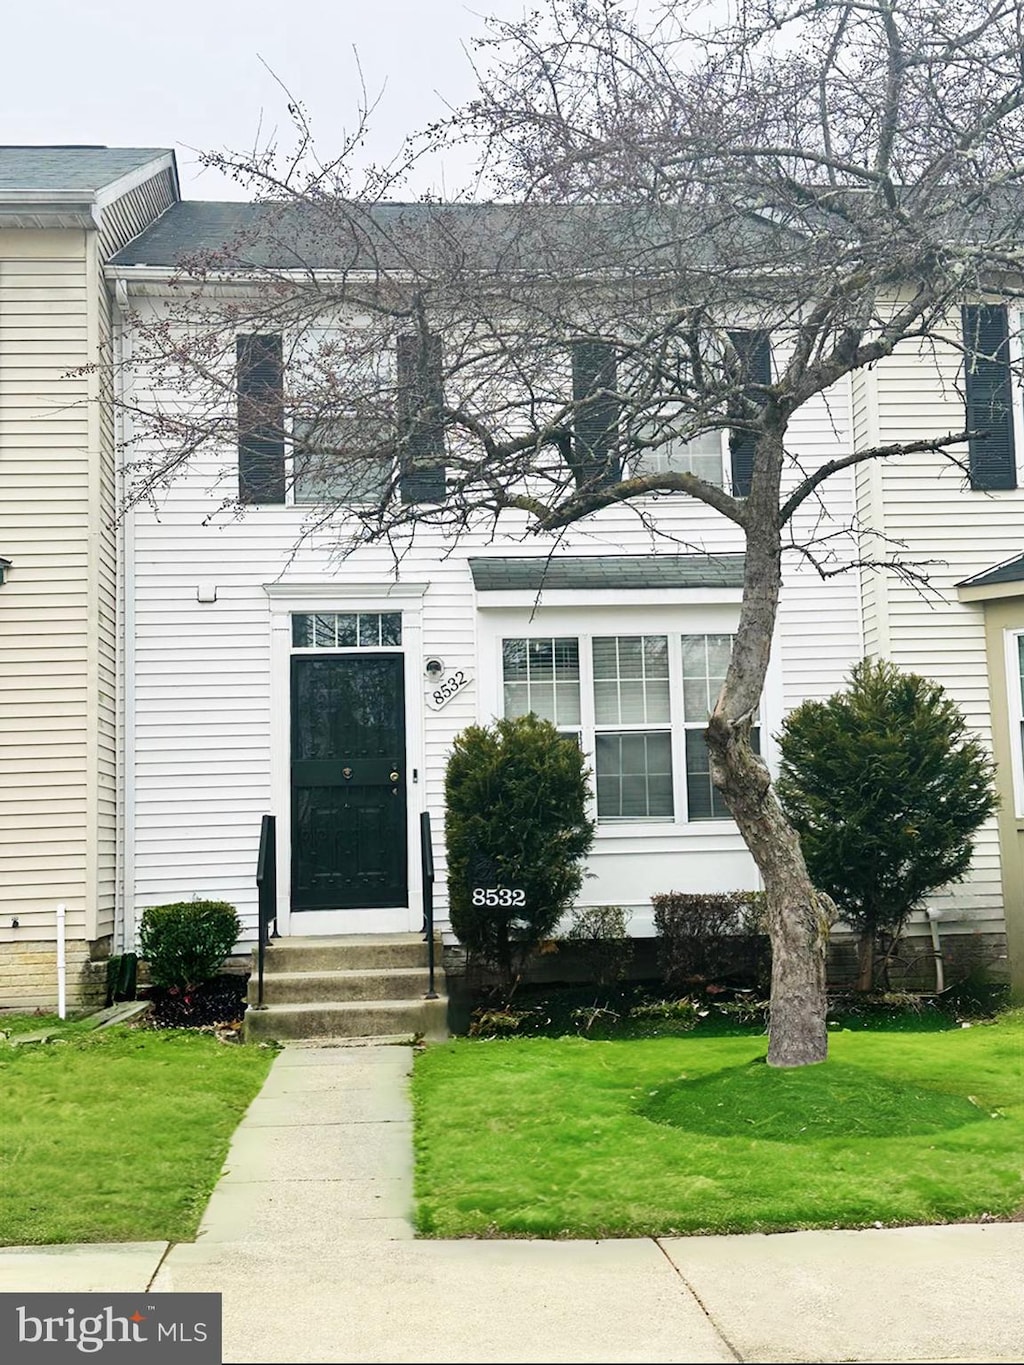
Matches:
[0,938,110,1011]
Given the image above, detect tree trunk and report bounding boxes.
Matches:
[856,930,875,992]
[706,716,834,1065]
[706,442,836,1066]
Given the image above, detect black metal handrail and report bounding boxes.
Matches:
[420,810,439,1000]
[253,814,277,1010]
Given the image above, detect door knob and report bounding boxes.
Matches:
[389,770,400,782]
[342,767,353,779]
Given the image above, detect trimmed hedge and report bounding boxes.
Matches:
[137,900,241,991]
[652,890,769,990]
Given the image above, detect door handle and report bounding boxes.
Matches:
[342,767,353,780]
[389,770,400,783]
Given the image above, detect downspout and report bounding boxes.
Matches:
[113,279,137,953]
[925,907,945,994]
[56,902,67,1019]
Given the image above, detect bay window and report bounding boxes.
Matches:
[501,629,758,825]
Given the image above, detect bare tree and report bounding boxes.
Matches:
[114,0,1024,1065]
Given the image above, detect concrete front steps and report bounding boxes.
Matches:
[244,933,447,1043]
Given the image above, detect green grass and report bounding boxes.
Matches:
[0,1027,276,1245]
[0,1011,99,1039]
[412,1011,1024,1237]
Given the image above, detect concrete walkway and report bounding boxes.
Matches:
[2,1041,1023,1363]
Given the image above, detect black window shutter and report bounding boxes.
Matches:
[962,304,1017,491]
[237,334,285,504]
[397,332,446,504]
[727,329,771,498]
[571,340,620,490]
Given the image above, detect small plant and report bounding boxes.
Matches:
[565,905,634,986]
[468,1004,549,1037]
[570,1003,622,1033]
[652,890,769,990]
[137,900,241,992]
[628,997,707,1027]
[446,714,595,987]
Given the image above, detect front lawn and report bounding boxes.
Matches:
[412,1011,1024,1237]
[0,1027,276,1245]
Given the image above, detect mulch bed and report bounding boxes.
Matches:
[145,975,248,1030]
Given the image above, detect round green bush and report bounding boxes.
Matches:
[137,899,241,991]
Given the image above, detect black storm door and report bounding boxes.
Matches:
[291,654,407,910]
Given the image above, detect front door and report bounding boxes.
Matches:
[290,654,407,910]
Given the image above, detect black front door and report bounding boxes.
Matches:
[291,654,407,910]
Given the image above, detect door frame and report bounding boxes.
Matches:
[265,581,428,935]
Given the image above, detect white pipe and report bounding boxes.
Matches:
[56,903,67,1019]
[925,907,945,994]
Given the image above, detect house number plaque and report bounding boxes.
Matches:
[425,667,472,711]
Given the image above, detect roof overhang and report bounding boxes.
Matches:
[0,152,178,233]
[956,552,1024,603]
[0,198,96,229]
[469,553,745,601]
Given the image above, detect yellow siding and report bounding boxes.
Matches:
[858,322,1015,931]
[0,230,92,945]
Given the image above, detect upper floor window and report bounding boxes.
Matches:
[236,330,446,508]
[291,415,393,505]
[962,304,1017,491]
[630,429,725,487]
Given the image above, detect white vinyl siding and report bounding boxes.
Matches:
[121,290,867,938]
[850,318,1024,935]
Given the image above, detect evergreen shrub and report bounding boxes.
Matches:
[137,900,241,992]
[446,713,595,985]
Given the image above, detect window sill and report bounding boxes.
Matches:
[594,819,741,839]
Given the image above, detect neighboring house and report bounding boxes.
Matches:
[104,202,863,953]
[0,146,177,1008]
[853,307,1024,991]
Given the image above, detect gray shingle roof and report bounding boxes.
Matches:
[107,199,795,272]
[469,554,745,591]
[957,553,1024,589]
[0,146,172,194]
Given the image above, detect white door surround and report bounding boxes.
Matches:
[265,581,429,935]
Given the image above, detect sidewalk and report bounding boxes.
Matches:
[2,1040,1023,1363]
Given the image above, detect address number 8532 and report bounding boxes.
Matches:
[471,887,526,907]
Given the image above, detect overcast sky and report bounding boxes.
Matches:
[1,0,538,200]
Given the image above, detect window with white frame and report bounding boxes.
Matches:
[630,429,725,486]
[681,633,759,819]
[502,638,582,736]
[292,612,402,648]
[593,635,673,819]
[292,414,393,504]
[289,326,395,505]
[1008,630,1024,816]
[500,630,757,825]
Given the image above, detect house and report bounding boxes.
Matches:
[852,307,1024,991]
[102,200,863,967]
[3,147,1021,1018]
[0,146,177,1008]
